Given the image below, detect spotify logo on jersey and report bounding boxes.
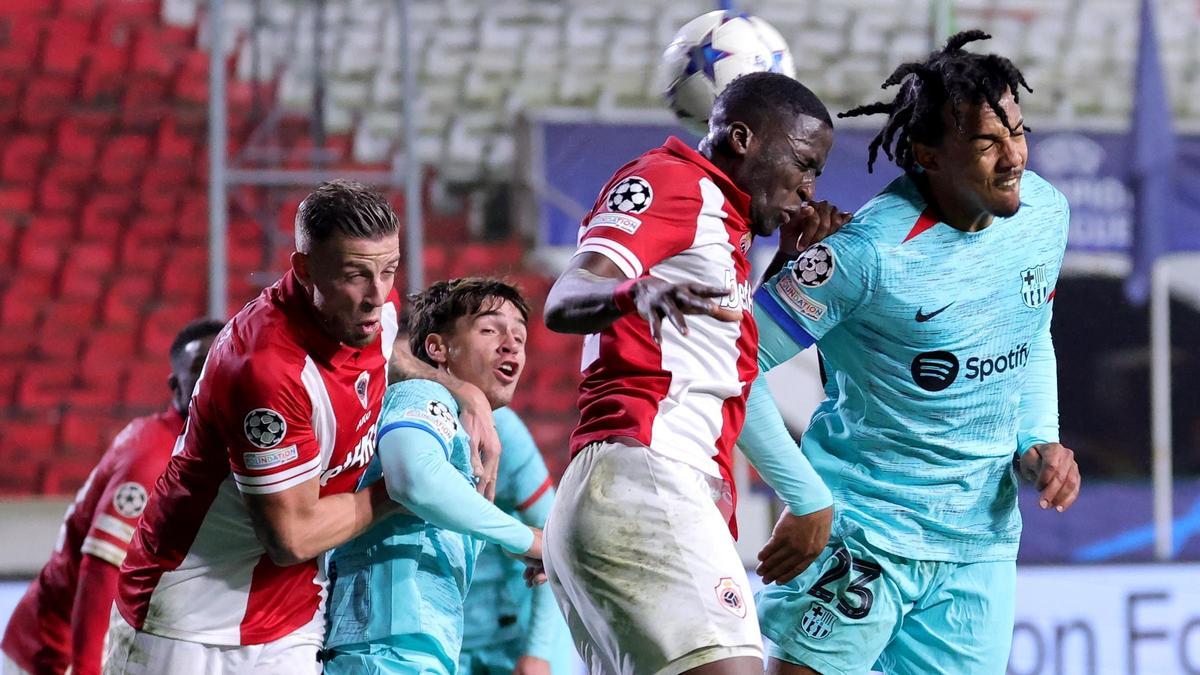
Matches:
[911,351,960,392]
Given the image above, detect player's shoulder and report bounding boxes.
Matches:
[847,174,929,244]
[1019,170,1070,215]
[608,143,708,200]
[210,301,309,392]
[379,379,460,442]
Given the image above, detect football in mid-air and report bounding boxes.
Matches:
[658,10,795,135]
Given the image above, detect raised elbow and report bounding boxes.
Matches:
[542,300,569,334]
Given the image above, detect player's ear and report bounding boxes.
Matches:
[167,373,180,396]
[291,251,312,286]
[424,333,449,366]
[727,121,752,157]
[912,141,939,173]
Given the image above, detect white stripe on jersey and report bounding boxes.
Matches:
[646,177,744,478]
[300,356,338,472]
[142,478,266,644]
[95,514,136,542]
[578,238,644,278]
[82,536,127,566]
[233,456,323,494]
[381,302,399,384]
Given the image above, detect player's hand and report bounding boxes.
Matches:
[522,560,548,587]
[756,506,832,585]
[1019,443,1081,512]
[780,201,852,256]
[631,277,741,344]
[512,656,552,675]
[457,385,500,501]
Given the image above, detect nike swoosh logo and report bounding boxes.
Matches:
[915,302,954,322]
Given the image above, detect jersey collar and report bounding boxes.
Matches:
[271,270,364,369]
[662,137,752,220]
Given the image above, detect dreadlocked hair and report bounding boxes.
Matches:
[838,30,1032,173]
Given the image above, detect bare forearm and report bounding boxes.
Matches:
[544,268,626,334]
[256,481,395,565]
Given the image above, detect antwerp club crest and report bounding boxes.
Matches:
[1020,264,1050,308]
[714,577,747,618]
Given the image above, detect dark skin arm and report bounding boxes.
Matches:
[760,201,853,284]
[544,252,740,342]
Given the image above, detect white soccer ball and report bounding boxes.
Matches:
[658,11,796,135]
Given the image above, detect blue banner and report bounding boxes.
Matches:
[534,120,1200,255]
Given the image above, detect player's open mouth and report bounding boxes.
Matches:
[495,361,518,384]
[358,320,380,335]
[995,173,1021,190]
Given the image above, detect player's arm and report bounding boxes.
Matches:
[229,365,399,566]
[543,168,738,341]
[70,554,119,675]
[1015,274,1079,512]
[493,410,561,665]
[391,347,501,501]
[760,201,853,284]
[244,477,396,566]
[378,424,540,557]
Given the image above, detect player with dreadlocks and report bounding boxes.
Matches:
[738,31,1082,674]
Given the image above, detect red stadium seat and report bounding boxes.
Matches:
[0,185,34,213]
[101,274,154,326]
[37,165,86,213]
[30,214,75,241]
[80,44,131,101]
[3,417,57,455]
[40,17,93,76]
[119,230,169,270]
[140,304,197,356]
[14,362,74,409]
[0,16,44,74]
[1,133,50,183]
[131,27,181,79]
[58,0,105,18]
[54,117,101,163]
[155,118,196,161]
[97,134,150,186]
[0,75,21,127]
[19,76,75,129]
[120,77,169,127]
[123,359,169,408]
[42,458,97,495]
[173,51,208,105]
[67,240,118,275]
[0,329,36,360]
[58,269,108,303]
[15,232,63,274]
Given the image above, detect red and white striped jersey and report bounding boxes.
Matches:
[569,136,759,532]
[117,271,399,646]
[1,407,182,674]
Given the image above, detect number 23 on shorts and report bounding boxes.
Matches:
[805,546,883,620]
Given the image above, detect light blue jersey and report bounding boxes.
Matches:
[460,408,573,674]
[325,380,482,672]
[754,170,1067,562]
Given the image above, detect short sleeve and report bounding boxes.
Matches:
[576,163,704,278]
[82,421,174,567]
[376,380,461,459]
[754,228,880,345]
[222,360,321,496]
[492,408,552,514]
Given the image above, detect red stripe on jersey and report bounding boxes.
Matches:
[515,477,554,512]
[1048,288,1056,302]
[902,209,939,243]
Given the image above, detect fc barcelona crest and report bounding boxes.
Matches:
[1020,264,1050,309]
[799,604,836,640]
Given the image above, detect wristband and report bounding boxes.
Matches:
[613,278,639,314]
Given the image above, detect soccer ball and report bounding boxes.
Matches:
[659,11,796,135]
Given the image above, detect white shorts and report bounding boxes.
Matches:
[544,441,762,675]
[102,609,322,675]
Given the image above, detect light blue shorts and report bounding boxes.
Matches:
[757,519,1015,675]
[322,634,454,675]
